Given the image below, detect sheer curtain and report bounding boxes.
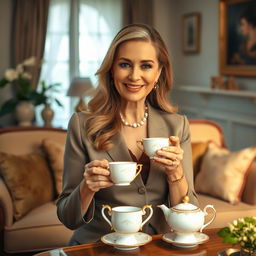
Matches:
[38,0,122,128]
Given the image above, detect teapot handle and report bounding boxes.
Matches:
[101,205,113,230]
[200,205,216,232]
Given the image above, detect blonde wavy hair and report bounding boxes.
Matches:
[86,23,177,150]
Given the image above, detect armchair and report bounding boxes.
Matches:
[0,127,72,253]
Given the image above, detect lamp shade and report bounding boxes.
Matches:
[67,77,94,97]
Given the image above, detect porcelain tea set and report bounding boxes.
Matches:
[100,138,216,250]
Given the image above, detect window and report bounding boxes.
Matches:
[38,0,122,128]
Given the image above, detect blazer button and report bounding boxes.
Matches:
[138,186,146,194]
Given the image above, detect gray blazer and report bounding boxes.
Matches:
[57,104,198,244]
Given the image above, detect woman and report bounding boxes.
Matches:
[57,23,198,245]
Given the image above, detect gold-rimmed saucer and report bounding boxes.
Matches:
[162,232,209,248]
[101,232,152,250]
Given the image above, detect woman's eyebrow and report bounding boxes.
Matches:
[117,57,155,63]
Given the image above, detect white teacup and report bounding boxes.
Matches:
[138,137,169,159]
[109,161,142,186]
[102,205,153,234]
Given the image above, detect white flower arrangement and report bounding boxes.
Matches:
[3,56,36,83]
[218,217,256,251]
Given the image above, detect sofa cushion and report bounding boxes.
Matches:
[198,194,256,229]
[191,141,210,179]
[4,202,73,253]
[42,139,65,195]
[195,143,256,204]
[0,151,54,220]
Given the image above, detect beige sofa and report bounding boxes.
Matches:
[0,121,255,253]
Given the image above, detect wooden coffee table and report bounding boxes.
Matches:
[34,228,234,256]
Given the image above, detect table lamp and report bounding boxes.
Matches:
[67,77,95,112]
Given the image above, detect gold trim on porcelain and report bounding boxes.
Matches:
[171,207,200,213]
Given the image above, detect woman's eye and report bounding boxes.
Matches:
[119,63,131,68]
[142,64,152,69]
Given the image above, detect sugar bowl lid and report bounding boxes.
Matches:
[171,196,200,212]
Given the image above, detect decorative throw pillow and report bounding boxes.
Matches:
[42,139,64,195]
[195,142,256,204]
[191,141,210,180]
[0,152,54,220]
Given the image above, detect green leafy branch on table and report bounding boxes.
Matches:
[218,217,256,250]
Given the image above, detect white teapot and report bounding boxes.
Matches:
[158,196,216,243]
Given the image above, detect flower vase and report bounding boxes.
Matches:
[15,101,35,126]
[241,248,256,256]
[41,103,54,127]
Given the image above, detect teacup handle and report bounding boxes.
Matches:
[136,140,144,152]
[141,205,153,230]
[200,205,216,232]
[101,205,113,230]
[134,164,143,179]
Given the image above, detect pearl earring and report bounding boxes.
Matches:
[154,81,158,89]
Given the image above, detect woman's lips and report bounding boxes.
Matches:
[124,84,143,92]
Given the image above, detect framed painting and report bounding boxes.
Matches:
[182,13,201,54]
[219,0,256,77]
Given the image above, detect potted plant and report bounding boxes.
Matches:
[0,57,63,126]
[218,217,256,256]
[0,57,39,125]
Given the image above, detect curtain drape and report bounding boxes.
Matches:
[123,0,153,26]
[12,0,50,89]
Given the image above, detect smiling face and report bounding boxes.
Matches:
[111,40,162,105]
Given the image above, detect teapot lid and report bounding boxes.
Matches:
[172,196,200,212]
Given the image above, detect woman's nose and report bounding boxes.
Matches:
[129,66,141,81]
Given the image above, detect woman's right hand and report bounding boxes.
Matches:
[83,159,113,192]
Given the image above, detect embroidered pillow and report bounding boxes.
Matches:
[0,152,54,220]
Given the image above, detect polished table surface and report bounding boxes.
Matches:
[35,229,234,256]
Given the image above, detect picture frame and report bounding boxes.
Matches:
[219,0,256,77]
[182,12,201,54]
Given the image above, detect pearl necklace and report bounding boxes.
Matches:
[120,106,148,128]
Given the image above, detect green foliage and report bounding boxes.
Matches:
[218,217,256,250]
[35,80,63,107]
[0,98,18,117]
[0,78,8,87]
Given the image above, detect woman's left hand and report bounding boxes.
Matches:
[153,136,184,175]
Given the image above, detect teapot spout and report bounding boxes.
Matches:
[157,204,170,220]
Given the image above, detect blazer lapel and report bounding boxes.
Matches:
[148,105,169,138]
[106,132,132,162]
